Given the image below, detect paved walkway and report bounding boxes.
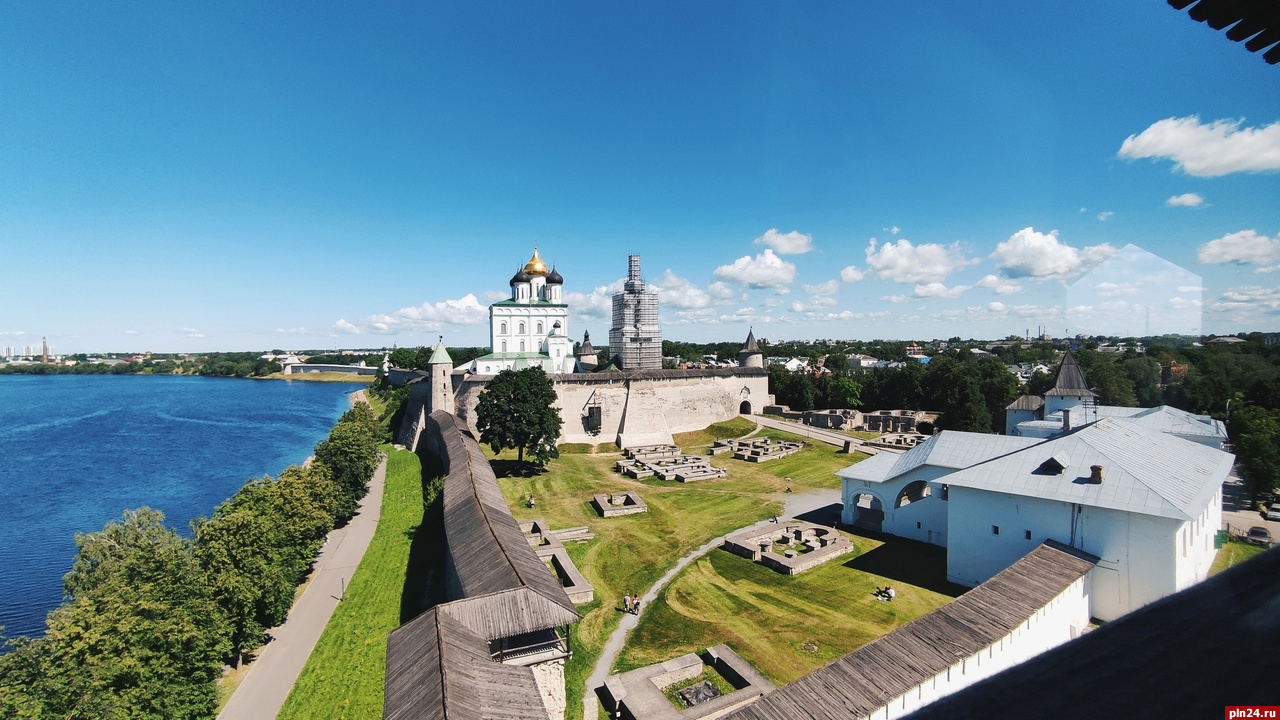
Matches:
[581,488,840,720]
[219,391,386,720]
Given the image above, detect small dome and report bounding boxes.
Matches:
[523,248,549,277]
[510,265,531,286]
[546,266,563,285]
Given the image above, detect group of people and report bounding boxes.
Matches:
[873,586,896,602]
[621,592,641,614]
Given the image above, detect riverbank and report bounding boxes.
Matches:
[257,371,376,383]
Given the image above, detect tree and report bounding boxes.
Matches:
[1,508,230,719]
[1230,405,1280,501]
[313,403,382,519]
[475,367,563,468]
[826,376,863,409]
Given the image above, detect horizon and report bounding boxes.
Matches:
[2,3,1278,354]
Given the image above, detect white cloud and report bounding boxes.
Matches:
[180,328,206,339]
[1166,193,1205,208]
[566,279,624,322]
[1118,116,1280,177]
[707,281,741,303]
[1094,281,1141,297]
[839,266,865,283]
[802,279,839,296]
[988,302,1007,312]
[652,269,712,310]
[864,238,977,284]
[1196,230,1280,271]
[335,293,489,335]
[992,227,1116,280]
[881,294,910,303]
[123,329,139,335]
[1097,211,1114,222]
[481,290,508,301]
[913,282,969,299]
[753,228,814,254]
[975,274,1022,295]
[333,319,361,334]
[274,327,313,335]
[713,249,797,289]
[1212,285,1280,311]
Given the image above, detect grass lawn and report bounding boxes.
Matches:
[488,417,872,719]
[614,535,961,684]
[1211,538,1268,575]
[276,446,427,720]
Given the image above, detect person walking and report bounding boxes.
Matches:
[622,593,632,613]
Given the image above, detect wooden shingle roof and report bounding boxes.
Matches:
[384,607,551,720]
[432,411,580,636]
[725,541,1097,720]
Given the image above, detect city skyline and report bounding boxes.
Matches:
[2,3,1279,353]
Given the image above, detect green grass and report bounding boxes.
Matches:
[615,538,960,684]
[484,420,876,719]
[276,447,426,720]
[1210,538,1268,575]
[662,667,737,709]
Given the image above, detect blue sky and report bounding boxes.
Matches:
[2,2,1278,353]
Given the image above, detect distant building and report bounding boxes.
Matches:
[468,249,576,375]
[608,254,662,370]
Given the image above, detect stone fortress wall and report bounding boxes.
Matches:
[447,367,770,448]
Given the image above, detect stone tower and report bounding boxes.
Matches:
[739,328,764,368]
[428,340,455,416]
[608,255,662,369]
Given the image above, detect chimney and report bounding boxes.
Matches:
[1062,408,1071,431]
[1089,465,1104,484]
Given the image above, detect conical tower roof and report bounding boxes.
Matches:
[577,330,595,356]
[741,328,761,354]
[428,341,452,366]
[1046,351,1096,397]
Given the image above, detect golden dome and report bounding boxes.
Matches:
[523,248,549,277]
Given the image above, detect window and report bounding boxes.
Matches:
[992,525,1000,535]
[520,340,525,352]
[501,341,507,352]
[501,322,507,334]
[537,322,543,334]
[916,522,922,529]
[1025,530,1032,540]
[519,322,525,334]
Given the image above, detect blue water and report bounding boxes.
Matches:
[0,374,366,641]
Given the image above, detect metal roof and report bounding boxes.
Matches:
[943,417,1234,521]
[837,431,1040,484]
[428,342,453,366]
[725,542,1097,720]
[1055,404,1227,441]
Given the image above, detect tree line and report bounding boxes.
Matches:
[0,402,385,719]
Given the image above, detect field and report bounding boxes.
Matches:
[276,447,427,720]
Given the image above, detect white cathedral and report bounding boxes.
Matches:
[468,249,577,375]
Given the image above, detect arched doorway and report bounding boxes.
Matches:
[739,400,752,414]
[895,480,932,509]
[850,492,884,532]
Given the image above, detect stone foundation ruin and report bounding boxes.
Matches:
[614,444,728,483]
[593,491,649,517]
[723,521,854,576]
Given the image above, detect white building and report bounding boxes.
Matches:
[468,249,576,375]
[839,351,1234,622]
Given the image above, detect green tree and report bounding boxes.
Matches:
[313,404,382,519]
[1230,405,1280,501]
[475,367,563,467]
[826,376,863,409]
[1124,356,1163,407]
[3,508,229,719]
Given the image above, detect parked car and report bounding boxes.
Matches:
[1268,503,1280,522]
[1246,526,1272,546]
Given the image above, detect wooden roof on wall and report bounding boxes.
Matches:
[725,541,1097,720]
[432,411,580,637]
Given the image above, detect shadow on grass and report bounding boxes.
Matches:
[491,459,551,479]
[842,531,969,597]
[400,449,449,625]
